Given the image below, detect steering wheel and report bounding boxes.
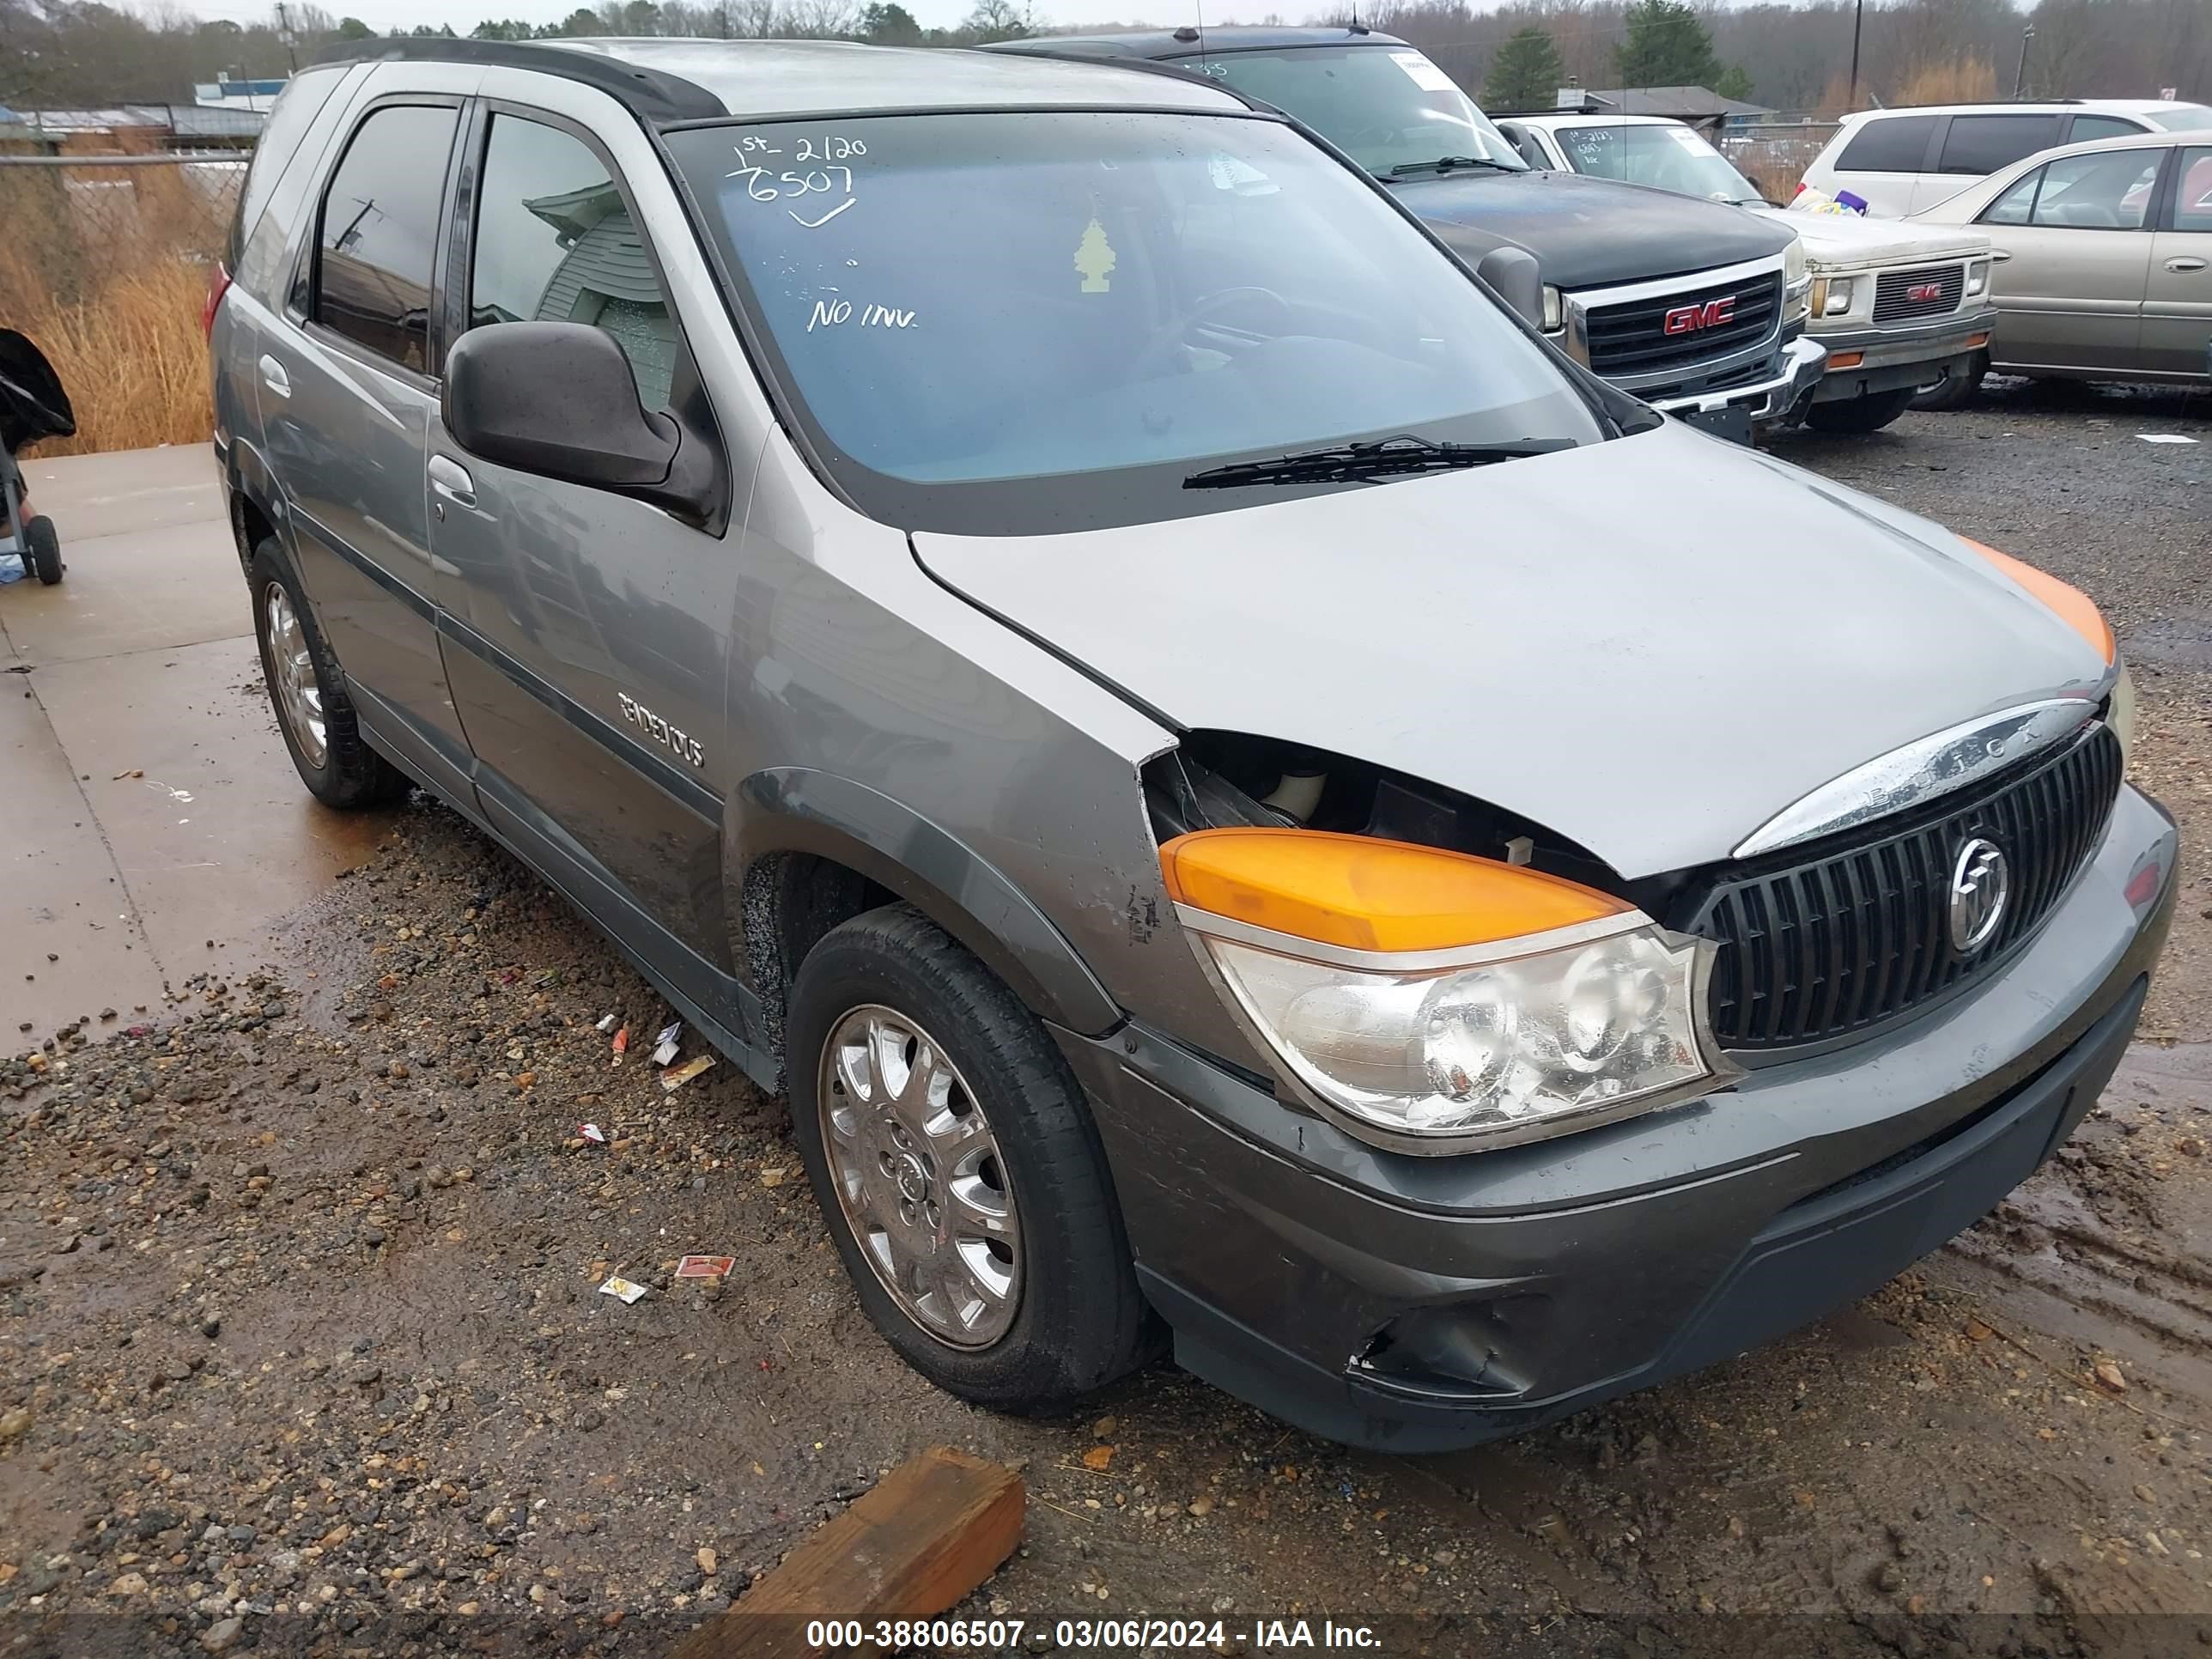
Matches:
[1130,286,1294,380]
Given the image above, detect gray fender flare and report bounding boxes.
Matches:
[732,767,1122,1037]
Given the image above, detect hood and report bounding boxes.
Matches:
[1398,168,1794,289]
[911,422,2110,880]
[1757,206,1990,268]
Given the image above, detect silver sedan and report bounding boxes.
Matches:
[1909,129,2211,404]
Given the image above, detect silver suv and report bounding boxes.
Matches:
[211,37,2174,1451]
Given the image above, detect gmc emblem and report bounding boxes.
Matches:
[1907,281,1944,302]
[1662,296,1736,336]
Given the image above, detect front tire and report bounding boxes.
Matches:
[248,539,410,809]
[787,904,1153,1410]
[1804,386,1917,434]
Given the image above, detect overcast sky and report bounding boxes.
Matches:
[173,1,1292,34]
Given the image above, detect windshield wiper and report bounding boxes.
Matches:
[1387,155,1519,178]
[1183,435,1575,489]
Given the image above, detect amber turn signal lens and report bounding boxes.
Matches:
[1826,349,1864,370]
[1158,829,1628,954]
[1960,538,2115,665]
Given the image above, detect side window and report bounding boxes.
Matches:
[2068,114,2146,145]
[313,105,459,374]
[1835,114,1938,173]
[469,113,678,412]
[1938,114,2062,176]
[1982,167,2042,226]
[2029,149,2162,229]
[2173,147,2212,231]
[1504,125,1555,170]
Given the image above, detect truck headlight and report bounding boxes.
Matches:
[1783,238,1810,322]
[2110,656,2137,761]
[1966,258,1991,298]
[1160,830,1735,1155]
[1540,283,1563,333]
[1816,276,1855,316]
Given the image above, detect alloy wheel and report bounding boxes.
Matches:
[263,581,327,770]
[817,1004,1023,1349]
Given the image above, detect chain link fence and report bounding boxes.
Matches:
[1,151,248,455]
[1719,121,1844,201]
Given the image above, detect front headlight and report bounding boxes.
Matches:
[1161,830,1735,1155]
[1540,283,1563,333]
[1783,235,1807,289]
[1820,275,1856,317]
[2110,655,2137,761]
[1966,258,1991,298]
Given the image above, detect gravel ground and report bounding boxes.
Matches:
[3,386,2209,1658]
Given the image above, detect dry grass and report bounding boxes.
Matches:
[0,155,236,457]
[1896,58,2000,109]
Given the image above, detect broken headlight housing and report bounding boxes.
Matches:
[1161,830,1736,1155]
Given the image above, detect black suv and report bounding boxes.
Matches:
[992,27,1823,435]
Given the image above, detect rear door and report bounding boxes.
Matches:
[258,93,476,798]
[428,97,744,1006]
[1826,113,1942,216]
[1911,112,2063,212]
[1976,147,2165,373]
[2142,144,2212,378]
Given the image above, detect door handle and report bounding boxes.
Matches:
[2166,256,2209,272]
[428,455,476,509]
[257,354,290,398]
[1988,249,2013,262]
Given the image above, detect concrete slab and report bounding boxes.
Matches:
[33,635,398,990]
[1,666,167,1031]
[2,446,402,1037]
[13,443,222,543]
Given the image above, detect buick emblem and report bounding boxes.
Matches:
[1948,837,2010,954]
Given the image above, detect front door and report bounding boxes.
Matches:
[259,98,473,796]
[428,105,743,1008]
[2142,146,2212,380]
[1977,147,2164,374]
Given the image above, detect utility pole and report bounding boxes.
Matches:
[275,2,300,75]
[1847,0,1863,111]
[2013,25,2035,100]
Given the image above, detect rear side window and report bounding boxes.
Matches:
[227,64,348,276]
[2068,114,2145,144]
[1835,114,1938,173]
[2175,147,2212,232]
[1938,114,2061,176]
[313,105,459,374]
[467,114,678,411]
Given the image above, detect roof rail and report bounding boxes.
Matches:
[310,35,726,125]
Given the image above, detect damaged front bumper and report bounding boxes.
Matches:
[1055,785,2177,1453]
[1648,335,1827,437]
[1808,303,1998,404]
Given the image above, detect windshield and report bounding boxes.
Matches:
[2145,104,2212,131]
[668,111,1599,535]
[1170,46,1526,178]
[1553,123,1763,204]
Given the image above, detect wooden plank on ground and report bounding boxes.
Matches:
[668,1446,1024,1659]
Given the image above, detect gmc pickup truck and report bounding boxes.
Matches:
[991,26,1823,437]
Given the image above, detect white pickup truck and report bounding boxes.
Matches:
[1498,112,1997,432]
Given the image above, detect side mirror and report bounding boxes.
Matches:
[442,321,714,522]
[1474,246,1547,332]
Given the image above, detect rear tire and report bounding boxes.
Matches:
[1805,386,1917,434]
[787,903,1155,1411]
[24,515,61,585]
[1910,351,1987,412]
[248,538,410,809]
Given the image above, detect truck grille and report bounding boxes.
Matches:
[1679,724,2123,1050]
[1583,272,1783,380]
[1872,264,1965,324]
